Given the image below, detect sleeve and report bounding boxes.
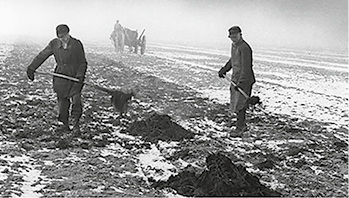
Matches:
[238,46,253,85]
[75,40,88,78]
[219,59,232,74]
[27,42,53,71]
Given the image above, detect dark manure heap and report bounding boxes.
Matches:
[125,113,195,143]
[153,152,281,197]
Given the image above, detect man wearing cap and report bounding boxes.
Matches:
[26,24,88,134]
[218,26,255,137]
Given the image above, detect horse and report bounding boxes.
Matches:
[124,28,139,53]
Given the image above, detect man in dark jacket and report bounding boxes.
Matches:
[26,24,88,133]
[218,26,255,137]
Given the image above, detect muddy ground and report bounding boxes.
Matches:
[0,42,348,197]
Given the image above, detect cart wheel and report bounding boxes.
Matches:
[140,35,146,55]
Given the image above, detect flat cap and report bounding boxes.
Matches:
[228,26,242,35]
[56,24,70,37]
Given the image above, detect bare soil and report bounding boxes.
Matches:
[0,43,347,197]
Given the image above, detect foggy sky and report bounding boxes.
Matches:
[0,0,347,51]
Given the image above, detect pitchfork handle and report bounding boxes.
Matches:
[35,71,97,87]
[35,71,79,82]
[223,75,249,99]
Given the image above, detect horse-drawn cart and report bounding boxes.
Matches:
[125,28,146,54]
[110,27,146,55]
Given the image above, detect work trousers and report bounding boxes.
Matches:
[230,83,253,130]
[57,93,82,125]
[236,107,247,129]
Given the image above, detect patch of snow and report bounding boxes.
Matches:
[92,185,105,193]
[110,186,124,193]
[162,190,186,198]
[261,178,286,191]
[43,160,54,166]
[158,141,178,149]
[255,54,348,72]
[264,140,286,151]
[110,128,136,140]
[119,171,139,178]
[0,169,7,180]
[138,144,177,181]
[100,143,128,157]
[288,139,305,143]
[19,168,46,198]
[25,95,47,101]
[310,166,324,175]
[63,152,83,162]
[0,154,46,198]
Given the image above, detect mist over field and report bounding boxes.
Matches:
[0,0,348,51]
[0,1,348,197]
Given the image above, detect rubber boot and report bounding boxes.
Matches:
[230,108,247,137]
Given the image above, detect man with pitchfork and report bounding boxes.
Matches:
[26,24,88,135]
[218,26,256,137]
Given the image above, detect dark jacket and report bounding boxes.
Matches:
[28,37,88,97]
[219,39,255,90]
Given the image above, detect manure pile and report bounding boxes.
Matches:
[125,113,195,143]
[153,152,281,197]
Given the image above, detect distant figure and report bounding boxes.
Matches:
[114,20,124,33]
[110,20,125,52]
[218,26,255,137]
[26,24,88,135]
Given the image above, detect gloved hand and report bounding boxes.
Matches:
[26,68,35,81]
[218,69,226,78]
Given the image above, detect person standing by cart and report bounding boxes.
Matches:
[26,24,88,134]
[218,26,255,137]
[111,20,125,52]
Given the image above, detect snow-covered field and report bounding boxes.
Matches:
[132,43,348,128]
[0,41,348,197]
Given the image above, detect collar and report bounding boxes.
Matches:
[58,37,71,49]
[232,38,243,47]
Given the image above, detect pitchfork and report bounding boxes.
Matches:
[35,71,114,93]
[222,74,261,107]
[34,71,134,115]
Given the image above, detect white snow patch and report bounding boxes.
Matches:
[110,186,125,193]
[100,143,128,157]
[0,154,46,198]
[19,168,46,198]
[138,144,177,181]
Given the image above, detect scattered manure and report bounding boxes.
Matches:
[153,152,281,197]
[124,113,195,143]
